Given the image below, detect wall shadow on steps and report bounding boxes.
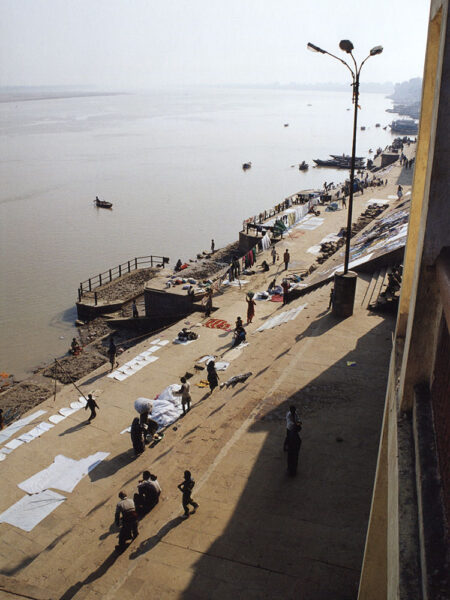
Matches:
[180,317,394,600]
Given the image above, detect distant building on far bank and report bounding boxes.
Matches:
[358,1,450,599]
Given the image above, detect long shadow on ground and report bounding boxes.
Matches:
[180,316,394,599]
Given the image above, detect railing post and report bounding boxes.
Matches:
[78,288,81,302]
[135,258,138,270]
[89,279,92,292]
[151,256,153,267]
[119,265,122,277]
[128,261,131,273]
[99,273,102,286]
[80,283,83,294]
[109,269,112,282]
[94,292,98,305]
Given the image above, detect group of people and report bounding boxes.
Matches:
[114,470,162,551]
[114,468,199,551]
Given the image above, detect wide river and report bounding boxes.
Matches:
[0,86,396,379]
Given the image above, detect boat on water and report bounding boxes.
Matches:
[390,119,418,134]
[298,161,309,171]
[284,123,289,127]
[94,196,113,209]
[242,162,252,170]
[313,154,365,169]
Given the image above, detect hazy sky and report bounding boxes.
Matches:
[0,0,430,88]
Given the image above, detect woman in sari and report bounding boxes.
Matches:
[246,294,256,324]
[130,418,145,456]
[207,360,219,394]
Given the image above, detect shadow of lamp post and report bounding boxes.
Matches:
[307,40,383,317]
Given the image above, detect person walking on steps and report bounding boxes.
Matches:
[178,470,199,518]
[85,394,99,423]
[132,300,139,318]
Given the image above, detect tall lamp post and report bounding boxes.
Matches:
[307,40,383,317]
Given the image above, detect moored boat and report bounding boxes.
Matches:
[314,154,366,169]
[94,196,113,209]
[299,161,309,171]
[242,162,252,170]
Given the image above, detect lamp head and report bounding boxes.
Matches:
[370,45,383,56]
[307,42,326,54]
[339,40,354,54]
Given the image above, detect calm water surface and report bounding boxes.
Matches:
[0,87,396,378]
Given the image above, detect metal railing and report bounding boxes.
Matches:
[78,255,169,302]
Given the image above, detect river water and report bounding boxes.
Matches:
[0,87,395,379]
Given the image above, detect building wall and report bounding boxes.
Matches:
[359,1,450,598]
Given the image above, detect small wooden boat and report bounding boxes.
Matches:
[375,123,380,127]
[360,126,366,131]
[242,162,252,170]
[299,161,309,171]
[94,197,113,209]
[284,123,289,127]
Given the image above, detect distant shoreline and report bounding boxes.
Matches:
[0,91,126,104]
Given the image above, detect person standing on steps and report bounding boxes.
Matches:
[271,245,277,265]
[107,336,119,372]
[281,279,290,305]
[132,300,139,318]
[211,239,215,254]
[328,287,335,310]
[246,293,256,324]
[284,406,302,476]
[178,470,199,518]
[283,249,290,271]
[204,288,213,317]
[174,376,192,415]
[206,360,219,394]
[85,394,99,423]
[115,491,138,551]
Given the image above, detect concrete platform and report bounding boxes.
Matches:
[0,157,412,599]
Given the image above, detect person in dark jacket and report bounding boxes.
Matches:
[85,394,99,423]
[178,470,199,518]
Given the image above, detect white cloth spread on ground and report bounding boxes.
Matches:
[135,385,184,429]
[18,452,110,495]
[49,414,66,424]
[0,490,66,532]
[214,361,230,371]
[4,438,24,450]
[296,217,324,230]
[222,279,249,286]
[107,338,169,381]
[256,304,307,332]
[367,198,389,205]
[0,410,47,445]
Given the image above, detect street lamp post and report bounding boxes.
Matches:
[307,41,383,317]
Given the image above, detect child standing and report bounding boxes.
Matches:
[178,470,199,518]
